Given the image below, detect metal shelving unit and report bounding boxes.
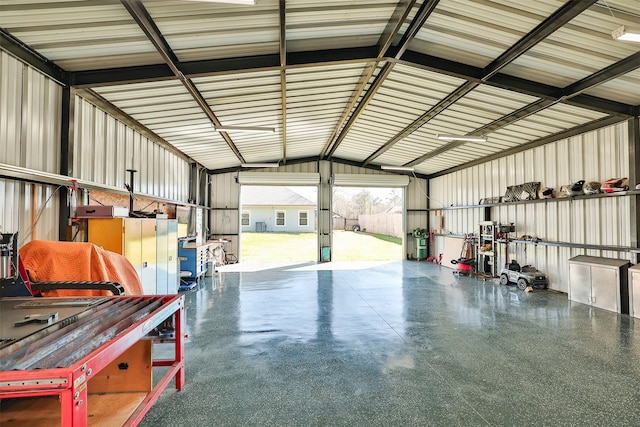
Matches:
[477,221,497,277]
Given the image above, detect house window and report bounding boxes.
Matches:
[275,211,285,227]
[241,212,250,226]
[299,211,308,226]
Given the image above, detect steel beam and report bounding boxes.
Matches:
[206,156,429,180]
[563,93,636,117]
[58,86,75,241]
[471,99,557,136]
[630,116,640,263]
[363,0,623,167]
[120,1,179,72]
[363,81,478,165]
[71,64,175,88]
[318,0,420,157]
[407,137,465,167]
[387,0,440,59]
[0,29,67,86]
[69,46,636,118]
[378,0,419,55]
[322,0,441,158]
[401,52,635,117]
[369,57,635,166]
[70,47,380,88]
[404,50,639,167]
[482,0,597,80]
[427,115,625,178]
[563,52,640,97]
[120,0,245,163]
[323,63,394,158]
[280,0,287,163]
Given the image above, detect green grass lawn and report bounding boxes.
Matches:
[241,230,402,262]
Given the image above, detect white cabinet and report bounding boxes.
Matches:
[88,218,178,295]
[156,220,178,294]
[568,255,630,314]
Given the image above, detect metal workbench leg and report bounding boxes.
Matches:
[175,302,186,390]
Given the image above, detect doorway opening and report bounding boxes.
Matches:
[240,186,318,264]
[331,187,403,261]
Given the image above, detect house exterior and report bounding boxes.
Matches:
[241,186,316,233]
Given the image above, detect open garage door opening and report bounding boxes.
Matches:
[240,186,318,265]
[331,187,404,262]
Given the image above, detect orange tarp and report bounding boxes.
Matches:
[19,240,143,296]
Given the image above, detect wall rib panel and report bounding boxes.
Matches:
[429,121,632,291]
[0,52,24,166]
[74,96,190,203]
[0,53,62,244]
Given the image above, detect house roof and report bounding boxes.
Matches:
[2,1,638,177]
[242,186,315,207]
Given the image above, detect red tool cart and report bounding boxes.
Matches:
[0,294,185,426]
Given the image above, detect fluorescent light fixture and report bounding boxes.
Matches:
[240,162,280,168]
[215,125,275,133]
[436,134,487,142]
[380,165,415,172]
[612,25,640,42]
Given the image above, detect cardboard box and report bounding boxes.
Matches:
[76,205,129,218]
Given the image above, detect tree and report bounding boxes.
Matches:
[353,190,383,214]
[332,187,397,217]
[386,189,402,208]
[332,190,354,218]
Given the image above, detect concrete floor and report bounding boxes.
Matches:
[140,261,640,426]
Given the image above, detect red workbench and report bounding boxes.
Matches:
[0,294,185,426]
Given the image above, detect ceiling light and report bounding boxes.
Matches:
[215,125,275,133]
[436,134,487,142]
[241,163,280,168]
[380,165,415,172]
[612,25,640,42]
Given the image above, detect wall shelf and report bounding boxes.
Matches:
[511,239,636,253]
[434,236,636,254]
[427,189,640,212]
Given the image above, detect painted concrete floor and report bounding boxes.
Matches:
[140,261,640,426]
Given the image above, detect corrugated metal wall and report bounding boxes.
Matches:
[0,180,61,245]
[0,51,62,173]
[0,51,61,242]
[74,96,190,202]
[210,160,428,261]
[1,51,192,247]
[210,171,241,260]
[429,121,632,292]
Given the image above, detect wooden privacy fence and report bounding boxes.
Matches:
[357,213,402,238]
[333,217,360,231]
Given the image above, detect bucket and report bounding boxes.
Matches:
[321,246,331,262]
